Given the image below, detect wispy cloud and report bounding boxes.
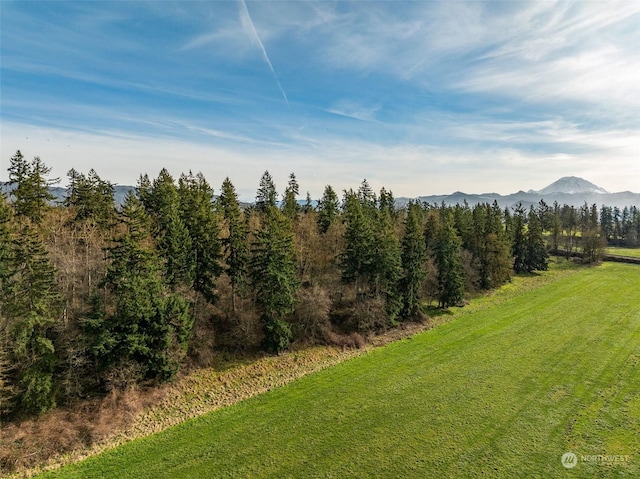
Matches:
[239,0,289,108]
[325,100,379,122]
[2,1,638,196]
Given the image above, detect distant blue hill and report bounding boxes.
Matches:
[397,177,640,210]
[1,182,135,207]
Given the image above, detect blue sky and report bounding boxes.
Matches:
[1,1,638,201]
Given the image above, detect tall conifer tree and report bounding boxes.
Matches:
[250,206,298,353]
[218,178,248,312]
[400,201,427,319]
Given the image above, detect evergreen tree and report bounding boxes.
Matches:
[7,151,58,223]
[218,178,248,312]
[250,206,298,353]
[580,203,604,258]
[600,205,613,244]
[537,199,552,233]
[86,193,192,385]
[317,185,340,234]
[550,201,562,252]
[503,206,513,242]
[281,172,300,220]
[357,179,377,212]
[423,210,439,250]
[467,203,511,289]
[511,204,528,273]
[0,197,15,414]
[453,202,473,249]
[2,223,60,414]
[525,207,548,272]
[378,187,396,220]
[0,196,13,302]
[433,210,465,308]
[561,205,578,255]
[178,172,223,303]
[162,207,194,289]
[255,171,277,213]
[142,170,194,289]
[340,190,375,294]
[400,201,427,319]
[65,168,115,227]
[485,202,512,288]
[302,192,314,214]
[513,204,548,273]
[372,208,403,321]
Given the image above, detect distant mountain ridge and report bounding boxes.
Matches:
[399,176,640,210]
[1,182,134,207]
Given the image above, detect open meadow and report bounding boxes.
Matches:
[39,261,640,478]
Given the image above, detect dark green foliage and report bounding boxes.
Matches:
[372,208,403,321]
[250,207,298,353]
[340,188,402,325]
[65,168,115,227]
[511,204,528,273]
[357,179,377,211]
[378,187,396,219]
[536,199,552,232]
[560,205,578,256]
[218,178,248,312]
[86,194,192,386]
[400,202,427,319]
[255,170,277,213]
[178,172,222,303]
[162,207,195,289]
[0,198,13,412]
[467,203,511,289]
[550,201,562,252]
[433,211,465,308]
[1,223,60,415]
[141,170,194,289]
[317,185,340,234]
[512,204,548,273]
[340,190,375,292]
[452,202,472,248]
[7,151,58,223]
[302,192,314,214]
[281,173,300,220]
[0,196,13,301]
[526,208,548,272]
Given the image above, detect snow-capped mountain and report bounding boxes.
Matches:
[536,176,608,195]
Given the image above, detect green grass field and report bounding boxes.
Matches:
[607,246,640,258]
[40,261,640,479]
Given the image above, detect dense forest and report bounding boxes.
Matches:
[1,150,639,419]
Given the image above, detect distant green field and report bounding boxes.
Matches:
[607,246,640,258]
[40,262,640,479]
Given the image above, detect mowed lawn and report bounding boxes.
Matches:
[41,262,640,479]
[607,246,640,258]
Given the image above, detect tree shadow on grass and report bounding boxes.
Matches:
[513,271,543,278]
[424,306,454,318]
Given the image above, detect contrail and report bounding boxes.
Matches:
[239,0,289,108]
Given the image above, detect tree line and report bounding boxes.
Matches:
[1,150,638,418]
